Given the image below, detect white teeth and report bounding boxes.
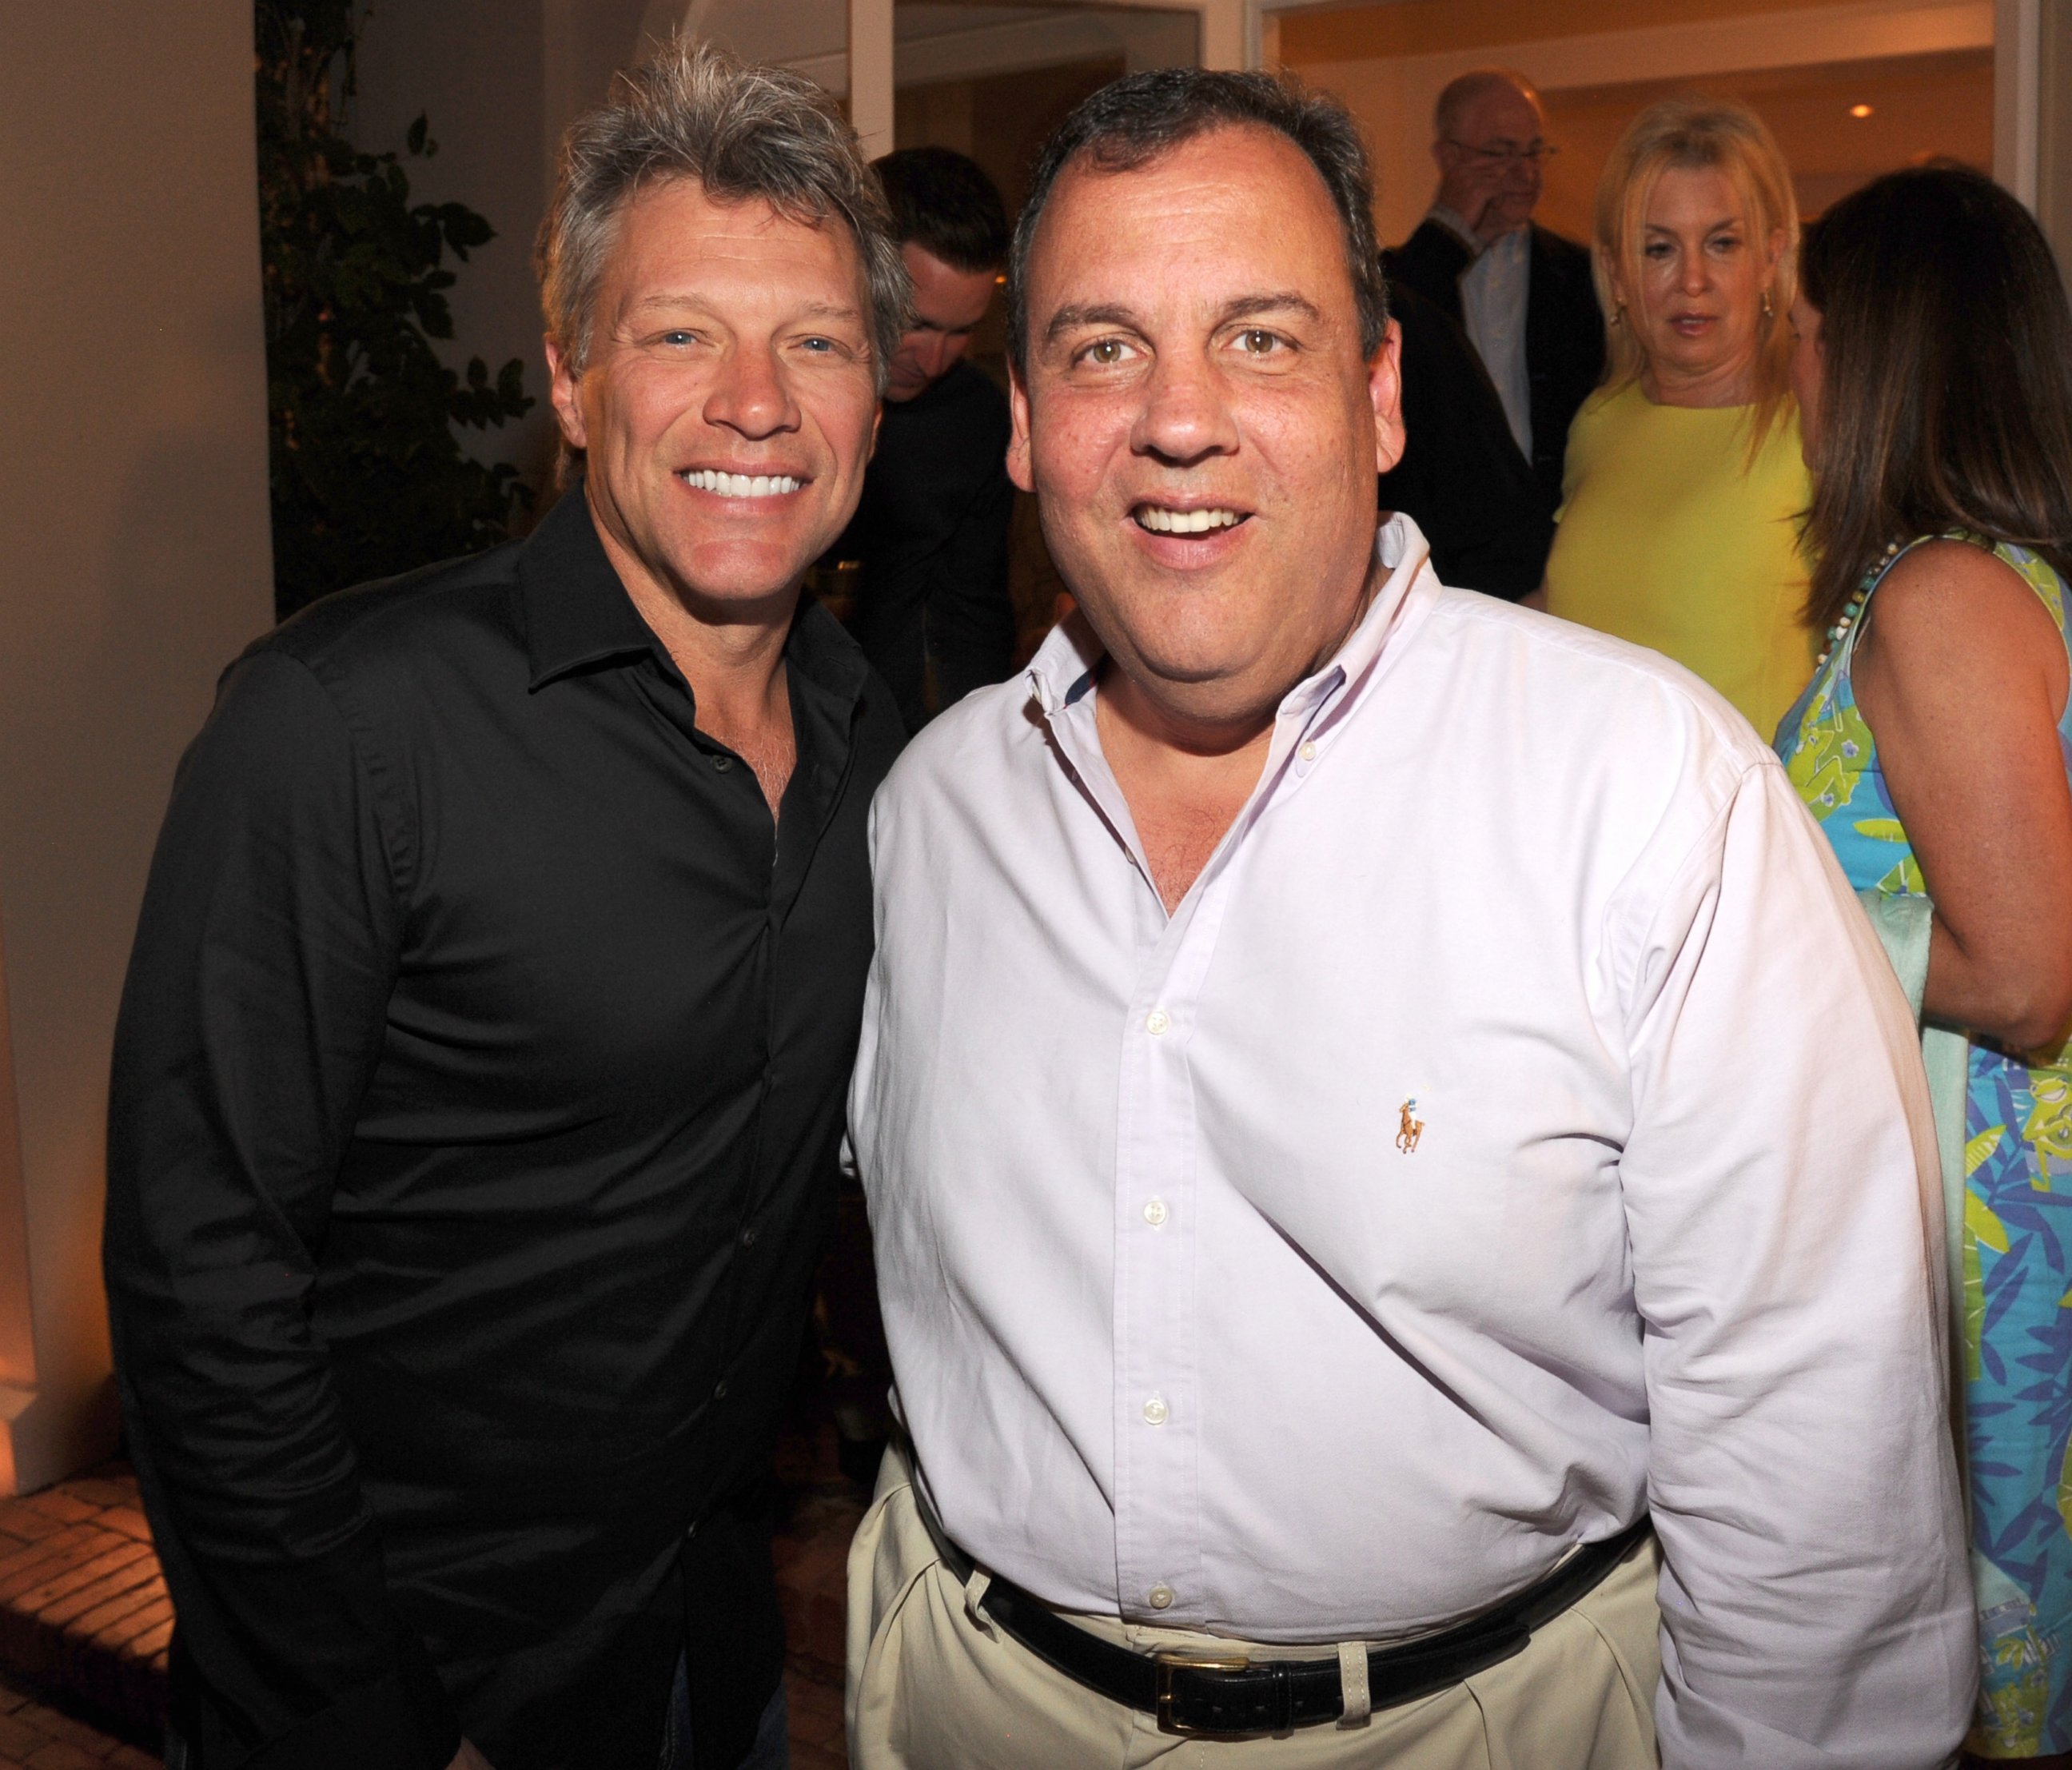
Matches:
[682,469,801,496]
[1136,506,1242,534]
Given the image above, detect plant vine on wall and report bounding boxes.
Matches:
[256,1,535,620]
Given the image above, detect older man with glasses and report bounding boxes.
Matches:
[1385,68,1601,516]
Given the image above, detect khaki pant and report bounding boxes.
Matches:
[847,1449,1661,1770]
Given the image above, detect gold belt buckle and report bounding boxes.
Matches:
[1154,1648,1253,1737]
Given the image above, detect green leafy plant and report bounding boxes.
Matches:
[257,1,535,619]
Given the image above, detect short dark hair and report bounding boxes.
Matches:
[1006,68,1389,373]
[873,146,1010,272]
[1799,162,2072,629]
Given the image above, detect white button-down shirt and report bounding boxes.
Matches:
[1431,205,1533,459]
[851,518,1972,1767]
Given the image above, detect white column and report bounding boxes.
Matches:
[1199,0,1249,70]
[1995,0,2042,204]
[849,0,895,158]
[2039,0,2072,278]
[1094,0,1249,71]
[0,0,274,1492]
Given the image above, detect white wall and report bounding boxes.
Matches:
[2044,0,2072,279]
[0,2,276,1490]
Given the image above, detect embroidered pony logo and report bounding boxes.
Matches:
[1396,1098,1424,1154]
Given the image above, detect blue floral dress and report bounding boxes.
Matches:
[1775,534,2072,1756]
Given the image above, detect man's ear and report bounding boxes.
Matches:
[545,337,588,452]
[1370,319,1405,476]
[1006,361,1035,493]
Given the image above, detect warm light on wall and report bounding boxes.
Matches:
[1850,103,1875,118]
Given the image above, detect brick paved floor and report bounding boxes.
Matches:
[0,1672,157,1770]
[0,1429,870,1770]
[0,1469,167,1751]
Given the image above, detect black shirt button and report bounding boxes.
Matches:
[712,1377,728,1400]
[740,1225,759,1248]
[712,755,734,772]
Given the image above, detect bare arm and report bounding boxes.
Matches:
[1852,540,2072,1050]
[1520,583,1548,612]
[448,1741,496,1770]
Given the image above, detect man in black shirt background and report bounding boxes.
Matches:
[103,43,906,1770]
[827,146,1017,732]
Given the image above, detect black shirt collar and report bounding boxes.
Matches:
[519,480,870,706]
[519,482,663,690]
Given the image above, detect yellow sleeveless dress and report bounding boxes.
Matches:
[1546,381,1814,737]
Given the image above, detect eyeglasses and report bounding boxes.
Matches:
[1444,141,1559,166]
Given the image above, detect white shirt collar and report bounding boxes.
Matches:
[1025,514,1434,728]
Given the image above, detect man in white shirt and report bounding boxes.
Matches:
[1385,70,1602,517]
[844,67,1972,1770]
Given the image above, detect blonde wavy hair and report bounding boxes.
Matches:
[1593,97,1799,462]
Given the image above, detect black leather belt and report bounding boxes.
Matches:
[915,1485,1652,1740]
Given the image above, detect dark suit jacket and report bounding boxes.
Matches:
[1377,283,1552,597]
[1385,218,1604,514]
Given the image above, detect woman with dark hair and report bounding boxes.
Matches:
[1775,163,2072,1766]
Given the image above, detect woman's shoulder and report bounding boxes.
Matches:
[1880,533,2064,597]
[1867,536,2070,672]
[1558,381,1638,494]
[1986,540,2072,624]
[1571,379,1640,437]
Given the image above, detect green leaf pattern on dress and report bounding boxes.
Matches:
[1777,535,2072,1756]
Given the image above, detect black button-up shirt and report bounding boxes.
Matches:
[104,488,904,1770]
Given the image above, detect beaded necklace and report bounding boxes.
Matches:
[1814,539,1904,671]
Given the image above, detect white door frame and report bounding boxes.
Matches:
[844,0,1255,158]
[1994,0,2041,204]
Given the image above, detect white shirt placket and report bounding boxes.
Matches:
[1042,672,1343,1624]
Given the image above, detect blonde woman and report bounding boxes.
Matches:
[1539,98,1813,737]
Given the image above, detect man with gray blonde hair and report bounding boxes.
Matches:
[537,43,910,406]
[106,38,903,1770]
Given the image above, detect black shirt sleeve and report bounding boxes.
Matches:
[919,451,1015,714]
[104,649,460,1770]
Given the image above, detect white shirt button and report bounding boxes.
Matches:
[1299,740,1317,762]
[1142,1396,1169,1425]
[1147,1585,1174,1610]
[1142,1198,1169,1227]
[1145,1007,1171,1036]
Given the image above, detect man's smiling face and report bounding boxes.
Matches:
[548,177,882,621]
[1008,124,1403,728]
